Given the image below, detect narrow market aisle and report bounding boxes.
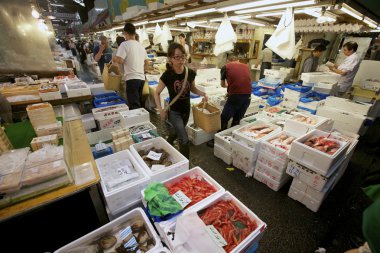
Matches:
[151,114,379,253]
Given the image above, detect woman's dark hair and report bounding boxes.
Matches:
[124,23,136,35]
[313,45,326,52]
[116,36,125,46]
[178,33,186,39]
[343,41,358,52]
[166,43,186,71]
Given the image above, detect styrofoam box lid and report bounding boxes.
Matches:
[130,137,188,176]
[233,120,282,143]
[95,150,150,196]
[119,108,150,118]
[92,104,129,117]
[87,127,122,146]
[54,208,162,253]
[141,166,225,213]
[128,122,157,135]
[186,191,267,253]
[214,125,241,144]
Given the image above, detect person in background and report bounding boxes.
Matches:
[254,46,273,79]
[113,23,148,109]
[301,45,326,73]
[154,43,207,158]
[69,40,77,57]
[88,39,94,54]
[114,36,126,98]
[329,41,361,96]
[220,54,252,130]
[178,33,191,62]
[93,35,113,74]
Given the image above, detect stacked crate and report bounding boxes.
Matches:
[213,125,241,165]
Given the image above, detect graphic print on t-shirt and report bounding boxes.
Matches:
[174,79,190,98]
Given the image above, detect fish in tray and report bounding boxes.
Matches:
[303,136,340,155]
[268,134,295,151]
[292,114,317,125]
[242,124,277,140]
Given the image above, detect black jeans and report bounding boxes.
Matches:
[126,79,145,110]
[221,94,251,130]
[260,62,272,79]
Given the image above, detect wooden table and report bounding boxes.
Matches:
[0,119,107,224]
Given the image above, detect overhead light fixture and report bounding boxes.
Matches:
[316,13,336,23]
[149,17,175,23]
[73,0,85,7]
[134,21,148,26]
[112,25,125,30]
[363,17,377,28]
[340,4,363,21]
[210,15,252,22]
[31,7,40,18]
[50,3,64,7]
[175,8,216,18]
[236,0,316,14]
[170,27,191,32]
[47,15,56,19]
[231,18,266,26]
[369,29,380,33]
[217,0,292,12]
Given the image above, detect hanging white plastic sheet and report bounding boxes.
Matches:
[141,25,151,48]
[153,23,163,45]
[163,22,173,41]
[265,8,296,60]
[213,14,237,56]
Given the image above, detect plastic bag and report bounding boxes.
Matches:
[153,23,163,45]
[144,183,183,217]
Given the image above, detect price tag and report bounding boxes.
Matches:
[288,163,300,177]
[147,151,162,161]
[142,133,152,139]
[205,225,227,248]
[172,190,191,208]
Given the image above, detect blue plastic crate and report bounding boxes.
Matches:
[282,83,312,93]
[148,81,159,85]
[92,146,113,159]
[267,95,283,106]
[93,92,117,99]
[93,95,127,108]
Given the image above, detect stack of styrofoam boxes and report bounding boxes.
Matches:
[39,83,62,101]
[130,137,189,182]
[283,112,334,135]
[54,208,164,252]
[92,104,129,130]
[186,123,215,145]
[231,121,282,176]
[64,80,91,97]
[81,113,96,133]
[111,128,134,152]
[214,125,241,165]
[253,131,297,191]
[95,150,150,217]
[300,72,340,87]
[280,67,295,81]
[262,69,287,87]
[317,96,373,135]
[286,129,351,212]
[119,108,150,128]
[312,81,338,95]
[195,68,226,95]
[282,84,312,109]
[0,127,13,153]
[26,103,57,131]
[140,167,225,250]
[240,112,278,126]
[128,122,157,136]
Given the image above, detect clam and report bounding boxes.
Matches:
[99,235,117,250]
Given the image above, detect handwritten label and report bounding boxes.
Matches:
[146,151,162,161]
[172,190,191,208]
[287,163,300,177]
[205,225,228,248]
[141,133,152,139]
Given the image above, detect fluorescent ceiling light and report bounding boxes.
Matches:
[195,24,219,30]
[256,9,304,17]
[31,8,40,18]
[112,25,125,30]
[48,15,56,19]
[218,0,292,12]
[134,21,148,26]
[175,8,216,18]
[149,17,175,23]
[340,4,363,21]
[170,27,191,32]
[230,18,265,26]
[210,15,252,22]
[50,3,64,7]
[363,17,377,28]
[73,0,85,7]
[369,29,380,33]
[236,0,316,14]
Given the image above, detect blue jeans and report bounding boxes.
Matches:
[167,110,190,145]
[126,79,145,110]
[221,94,251,130]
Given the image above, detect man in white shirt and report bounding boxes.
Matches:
[254,46,273,79]
[113,23,149,109]
[329,41,361,96]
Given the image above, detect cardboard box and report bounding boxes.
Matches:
[30,134,58,151]
[35,121,63,138]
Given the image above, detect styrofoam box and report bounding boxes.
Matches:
[283,88,311,101]
[186,191,267,253]
[317,107,366,134]
[264,69,287,79]
[54,208,162,253]
[254,168,289,191]
[297,99,324,112]
[119,108,150,128]
[324,96,372,115]
[107,198,142,221]
[284,112,333,136]
[231,138,259,175]
[255,159,291,183]
[240,113,275,126]
[95,150,150,214]
[281,99,299,109]
[289,129,349,175]
[92,104,129,120]
[81,113,96,130]
[260,131,298,165]
[300,72,340,84]
[287,182,323,212]
[87,127,122,146]
[130,137,189,182]
[97,114,122,130]
[214,143,232,165]
[186,124,215,145]
[361,80,380,91]
[128,122,157,136]
[65,82,91,97]
[257,151,288,174]
[39,91,62,101]
[232,121,282,150]
[214,125,241,151]
[141,166,225,214]
[290,178,330,202]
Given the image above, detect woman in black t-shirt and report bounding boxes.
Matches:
[154,43,207,158]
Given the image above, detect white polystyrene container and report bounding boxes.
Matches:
[128,122,157,136]
[130,137,189,182]
[119,108,150,128]
[214,143,232,165]
[186,124,215,145]
[254,167,290,191]
[259,131,298,165]
[92,104,129,120]
[255,158,290,183]
[214,125,241,152]
[95,150,150,214]
[54,208,162,253]
[284,112,333,136]
[288,129,349,175]
[231,138,259,176]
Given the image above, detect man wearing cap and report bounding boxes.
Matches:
[113,23,149,109]
[93,35,113,74]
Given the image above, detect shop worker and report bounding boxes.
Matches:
[301,45,327,73]
[178,33,191,62]
[254,46,273,79]
[113,23,149,109]
[154,43,207,159]
[93,35,113,74]
[329,41,361,96]
[220,54,252,130]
